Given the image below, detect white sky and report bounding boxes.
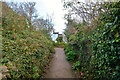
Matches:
[35,0,67,34]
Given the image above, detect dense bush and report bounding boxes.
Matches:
[56,36,63,42]
[66,51,77,61]
[53,39,66,48]
[53,41,61,47]
[72,61,80,71]
[64,1,120,80]
[1,2,55,79]
[90,2,120,79]
[65,48,72,54]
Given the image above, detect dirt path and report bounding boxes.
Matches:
[45,48,75,78]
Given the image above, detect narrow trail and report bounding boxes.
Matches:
[45,48,75,78]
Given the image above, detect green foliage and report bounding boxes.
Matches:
[56,36,63,42]
[61,42,66,48]
[66,51,77,61]
[53,39,66,48]
[1,2,55,79]
[63,43,69,50]
[90,2,120,79]
[72,61,80,71]
[53,41,60,47]
[65,48,72,54]
[64,42,77,61]
[64,1,120,80]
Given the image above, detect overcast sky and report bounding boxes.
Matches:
[3,0,67,34]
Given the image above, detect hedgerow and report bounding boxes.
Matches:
[64,2,120,79]
[1,2,55,79]
[90,2,120,79]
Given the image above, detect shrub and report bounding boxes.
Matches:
[72,61,80,71]
[1,3,55,79]
[53,42,60,47]
[90,3,120,79]
[56,36,63,42]
[66,51,77,61]
[64,1,120,80]
[65,48,72,54]
[63,43,69,50]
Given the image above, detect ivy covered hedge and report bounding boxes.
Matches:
[1,2,55,79]
[64,2,120,80]
[90,2,120,79]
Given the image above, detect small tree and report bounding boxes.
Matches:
[8,2,38,32]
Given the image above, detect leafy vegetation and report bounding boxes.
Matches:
[64,1,120,79]
[1,2,55,79]
[1,1,120,79]
[66,51,77,61]
[65,48,72,54]
[72,61,80,70]
[56,36,63,42]
[53,35,67,48]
